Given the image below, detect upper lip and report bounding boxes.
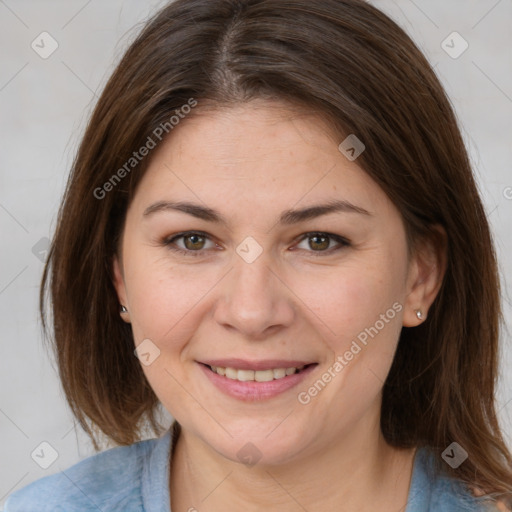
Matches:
[199,359,316,371]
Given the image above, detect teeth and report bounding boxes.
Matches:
[210,365,306,381]
[255,369,274,382]
[273,368,286,379]
[225,367,238,379]
[237,369,255,381]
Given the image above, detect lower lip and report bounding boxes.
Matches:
[199,363,317,401]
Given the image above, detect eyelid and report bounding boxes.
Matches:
[162,231,219,257]
[161,230,350,257]
[293,232,350,255]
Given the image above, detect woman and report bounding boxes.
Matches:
[5,0,511,510]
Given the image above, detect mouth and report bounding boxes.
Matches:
[202,363,315,382]
[197,359,318,401]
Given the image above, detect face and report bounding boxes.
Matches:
[113,100,432,465]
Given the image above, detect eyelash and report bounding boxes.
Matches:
[161,231,350,258]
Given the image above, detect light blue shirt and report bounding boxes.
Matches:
[3,424,494,511]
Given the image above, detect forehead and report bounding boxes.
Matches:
[171,101,339,168]
[129,101,393,220]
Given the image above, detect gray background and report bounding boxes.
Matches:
[0,0,511,506]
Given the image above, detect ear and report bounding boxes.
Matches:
[113,254,131,323]
[402,225,447,327]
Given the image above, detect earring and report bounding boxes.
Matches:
[415,309,424,320]
[120,305,128,313]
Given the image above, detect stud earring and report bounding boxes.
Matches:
[120,305,128,313]
[415,309,424,320]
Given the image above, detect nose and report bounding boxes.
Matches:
[212,253,296,340]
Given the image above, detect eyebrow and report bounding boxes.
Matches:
[142,199,371,225]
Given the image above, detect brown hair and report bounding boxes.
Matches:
[41,0,512,505]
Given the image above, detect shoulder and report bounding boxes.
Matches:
[407,446,505,512]
[3,430,172,512]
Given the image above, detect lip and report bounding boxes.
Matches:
[199,358,315,371]
[198,361,318,401]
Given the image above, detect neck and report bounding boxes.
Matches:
[170,412,415,512]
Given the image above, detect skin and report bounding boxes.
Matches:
[113,100,446,511]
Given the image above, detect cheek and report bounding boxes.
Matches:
[123,251,224,347]
[290,260,404,348]
[294,266,405,415]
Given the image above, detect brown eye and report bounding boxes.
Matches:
[308,234,330,251]
[294,232,350,256]
[162,231,217,257]
[183,233,206,250]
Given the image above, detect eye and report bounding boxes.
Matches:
[162,231,218,257]
[161,230,350,258]
[293,232,350,255]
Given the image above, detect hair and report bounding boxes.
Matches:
[40,0,512,506]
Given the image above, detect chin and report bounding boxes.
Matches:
[201,418,314,467]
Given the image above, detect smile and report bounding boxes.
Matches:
[208,365,307,382]
[198,360,318,401]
